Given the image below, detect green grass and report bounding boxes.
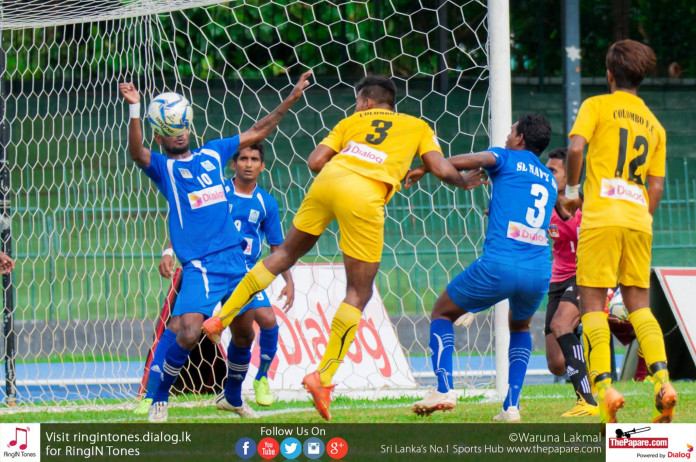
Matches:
[2,381,693,424]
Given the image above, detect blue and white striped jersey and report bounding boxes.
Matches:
[228,179,284,269]
[482,146,558,270]
[140,136,245,264]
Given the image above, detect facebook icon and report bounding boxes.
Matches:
[235,438,257,459]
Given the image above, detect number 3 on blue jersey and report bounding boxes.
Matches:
[526,184,549,228]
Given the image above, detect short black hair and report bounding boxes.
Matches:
[232,142,265,162]
[355,76,396,108]
[547,147,567,163]
[517,114,552,156]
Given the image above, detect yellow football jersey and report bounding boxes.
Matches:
[570,91,666,234]
[320,109,442,202]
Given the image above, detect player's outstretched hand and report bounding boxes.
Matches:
[119,82,140,104]
[287,70,313,103]
[279,282,295,312]
[0,251,14,275]
[404,166,427,189]
[459,169,489,191]
[558,195,582,217]
[158,254,175,279]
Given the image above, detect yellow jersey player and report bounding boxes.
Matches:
[203,75,486,420]
[562,39,676,424]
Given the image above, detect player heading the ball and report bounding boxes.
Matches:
[203,75,487,421]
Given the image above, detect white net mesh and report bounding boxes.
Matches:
[1,0,495,406]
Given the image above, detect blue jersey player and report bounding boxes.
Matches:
[407,114,556,421]
[119,71,311,422]
[158,143,294,407]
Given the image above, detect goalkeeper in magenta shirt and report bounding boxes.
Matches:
[407,114,556,421]
[118,71,311,422]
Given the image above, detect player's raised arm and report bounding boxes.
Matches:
[405,151,491,189]
[119,82,152,169]
[447,151,497,171]
[238,70,313,149]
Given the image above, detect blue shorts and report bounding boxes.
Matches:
[173,246,248,317]
[447,258,551,321]
[243,290,271,310]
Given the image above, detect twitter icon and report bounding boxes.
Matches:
[280,437,302,459]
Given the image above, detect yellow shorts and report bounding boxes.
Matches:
[293,163,387,263]
[576,226,652,288]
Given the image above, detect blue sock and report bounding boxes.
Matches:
[145,329,177,400]
[504,331,532,410]
[225,343,252,407]
[430,318,455,393]
[153,341,191,403]
[255,325,279,381]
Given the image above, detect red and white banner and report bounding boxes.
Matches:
[653,267,696,365]
[220,264,416,393]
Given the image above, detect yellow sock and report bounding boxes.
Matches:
[218,261,276,327]
[582,328,596,395]
[628,307,669,385]
[318,303,362,386]
[581,311,612,389]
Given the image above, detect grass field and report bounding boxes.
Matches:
[2,381,693,424]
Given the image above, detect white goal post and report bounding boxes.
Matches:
[0,0,511,407]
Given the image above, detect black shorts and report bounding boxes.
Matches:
[544,275,580,335]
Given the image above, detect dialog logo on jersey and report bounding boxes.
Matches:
[188,184,226,209]
[600,178,646,206]
[548,224,559,238]
[341,141,388,165]
[507,221,548,246]
[243,237,253,255]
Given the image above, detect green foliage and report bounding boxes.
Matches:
[510,0,696,78]
[4,1,695,81]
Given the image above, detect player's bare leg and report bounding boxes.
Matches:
[253,306,278,406]
[412,291,462,416]
[621,285,677,422]
[202,225,319,339]
[580,286,625,423]
[550,302,598,417]
[545,332,566,377]
[303,254,380,421]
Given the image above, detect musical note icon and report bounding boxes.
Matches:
[8,427,29,450]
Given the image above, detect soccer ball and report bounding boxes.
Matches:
[608,289,628,321]
[146,92,193,137]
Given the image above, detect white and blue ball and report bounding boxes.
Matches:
[608,289,628,321]
[146,92,193,137]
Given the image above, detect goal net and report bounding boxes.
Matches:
[0,0,506,407]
